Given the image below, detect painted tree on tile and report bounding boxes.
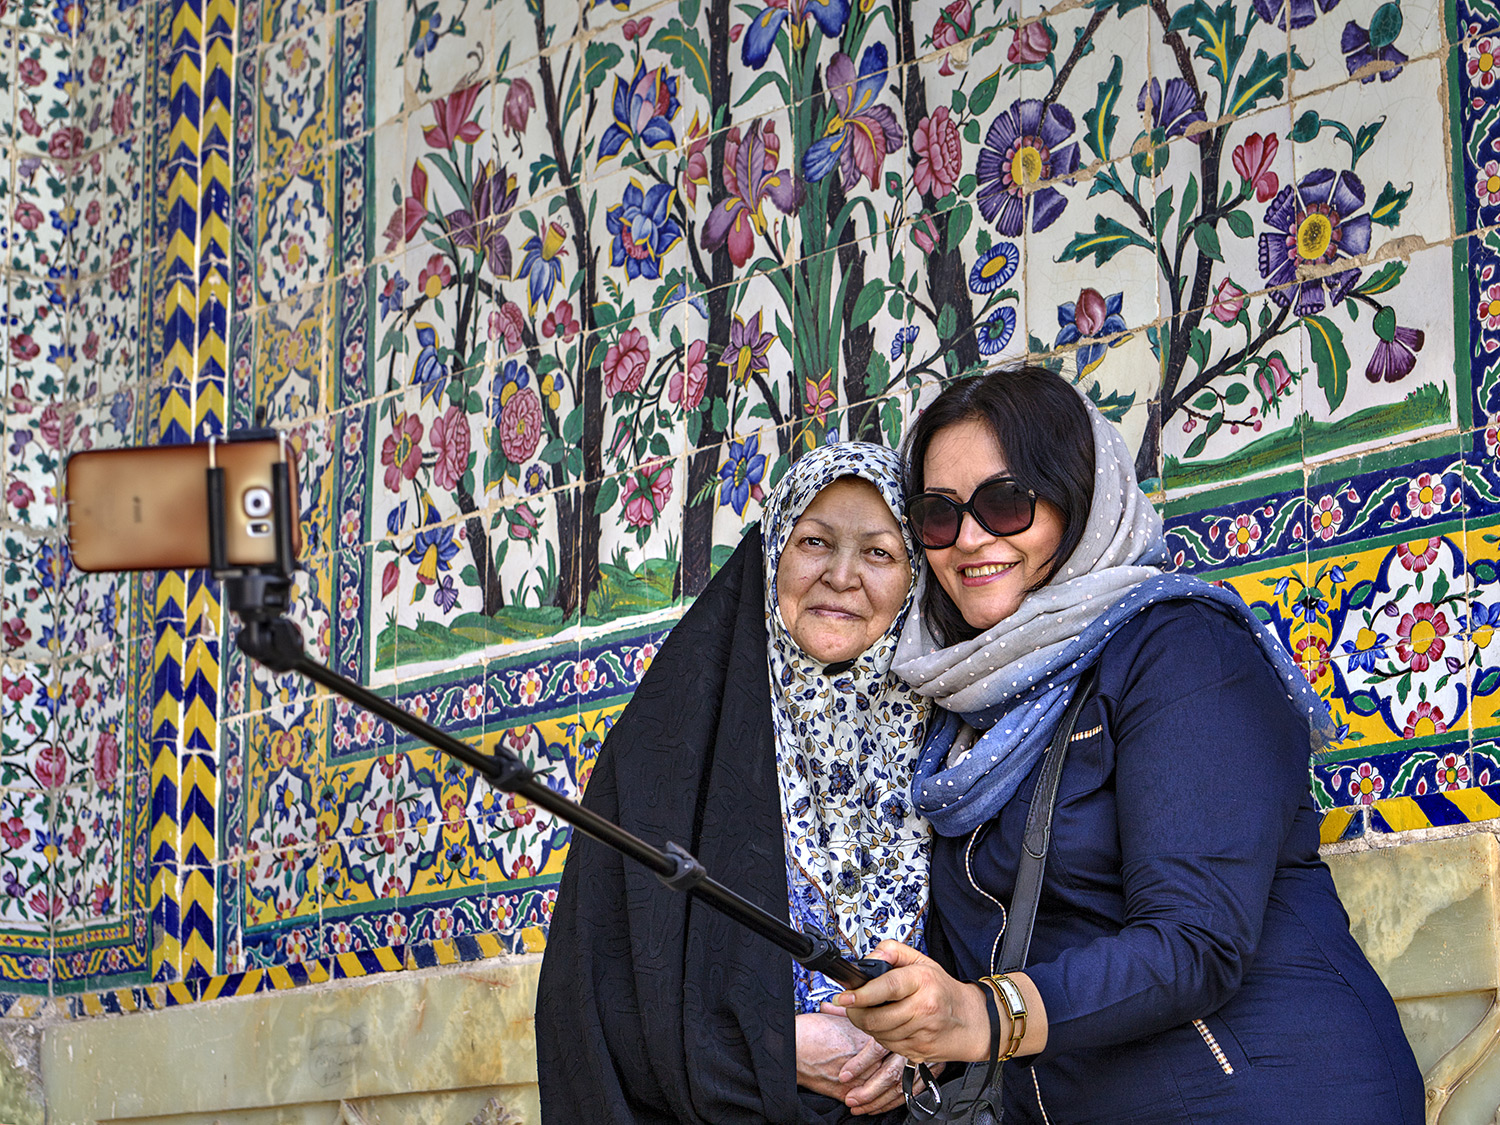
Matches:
[376,0,608,628]
[370,0,1448,659]
[892,0,1436,485]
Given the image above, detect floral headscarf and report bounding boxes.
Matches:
[762,441,932,1011]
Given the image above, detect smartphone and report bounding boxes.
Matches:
[65,437,302,573]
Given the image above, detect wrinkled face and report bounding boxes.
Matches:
[775,477,911,665]
[922,418,1066,631]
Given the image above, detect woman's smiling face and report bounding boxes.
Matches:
[775,476,911,664]
[922,417,1066,631]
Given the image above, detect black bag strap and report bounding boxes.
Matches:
[904,666,1099,1124]
[997,665,1097,975]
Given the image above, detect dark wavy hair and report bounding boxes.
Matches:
[901,367,1096,646]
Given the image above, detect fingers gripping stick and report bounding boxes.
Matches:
[798,925,895,989]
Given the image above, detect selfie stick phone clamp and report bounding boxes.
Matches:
[203,438,890,991]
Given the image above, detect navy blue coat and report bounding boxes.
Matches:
[928,600,1425,1123]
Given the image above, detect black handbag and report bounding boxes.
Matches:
[903,667,1098,1125]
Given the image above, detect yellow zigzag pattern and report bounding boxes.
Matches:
[149,565,186,982]
[184,580,217,635]
[170,0,202,41]
[154,0,207,980]
[158,387,193,441]
[179,867,215,972]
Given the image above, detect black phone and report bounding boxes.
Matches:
[65,437,301,572]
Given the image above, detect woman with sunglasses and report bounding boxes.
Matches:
[833,368,1422,1122]
[538,442,934,1123]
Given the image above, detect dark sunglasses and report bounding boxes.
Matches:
[904,477,1037,550]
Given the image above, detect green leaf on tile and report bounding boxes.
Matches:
[1356,260,1407,295]
[1083,54,1122,163]
[968,69,1001,116]
[1370,181,1412,228]
[1192,222,1223,263]
[1305,315,1350,411]
[851,280,884,327]
[584,41,624,95]
[1228,49,1287,117]
[1223,209,1253,239]
[1389,752,1437,795]
[947,203,972,251]
[1057,214,1153,266]
[594,476,619,515]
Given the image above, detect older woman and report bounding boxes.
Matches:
[837,369,1423,1123]
[538,442,931,1123]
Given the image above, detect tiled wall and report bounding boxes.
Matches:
[1,0,149,998]
[5,0,1500,1014]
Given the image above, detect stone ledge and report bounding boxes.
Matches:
[1328,831,1500,1124]
[41,956,543,1124]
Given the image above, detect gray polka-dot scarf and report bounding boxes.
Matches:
[893,396,1334,837]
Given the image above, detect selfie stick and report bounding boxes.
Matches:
[204,440,889,990]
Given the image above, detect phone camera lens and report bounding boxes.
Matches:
[243,487,273,518]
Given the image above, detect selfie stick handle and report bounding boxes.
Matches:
[205,461,887,992]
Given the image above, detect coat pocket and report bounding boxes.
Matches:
[1189,1012,1251,1078]
[1192,1018,1235,1076]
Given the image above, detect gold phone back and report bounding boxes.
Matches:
[65,439,297,572]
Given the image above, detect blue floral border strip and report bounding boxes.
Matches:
[239,882,559,973]
[1165,444,1475,574]
[1362,738,1500,832]
[1474,233,1500,431]
[326,620,676,757]
[1305,450,1468,555]
[1165,483,1307,571]
[1315,736,1473,810]
[1461,0,1500,36]
[334,3,370,412]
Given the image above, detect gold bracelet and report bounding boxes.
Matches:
[981,974,1027,1061]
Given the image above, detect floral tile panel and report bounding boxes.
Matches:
[586,457,685,626]
[9,29,72,157]
[1164,471,1308,570]
[252,286,330,424]
[376,482,584,676]
[1290,0,1447,98]
[234,625,641,969]
[0,788,55,930]
[1300,242,1459,463]
[1300,534,1469,752]
[582,6,709,191]
[256,12,333,173]
[52,783,124,929]
[1158,307,1306,494]
[2,531,60,663]
[1307,437,1469,552]
[256,159,333,306]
